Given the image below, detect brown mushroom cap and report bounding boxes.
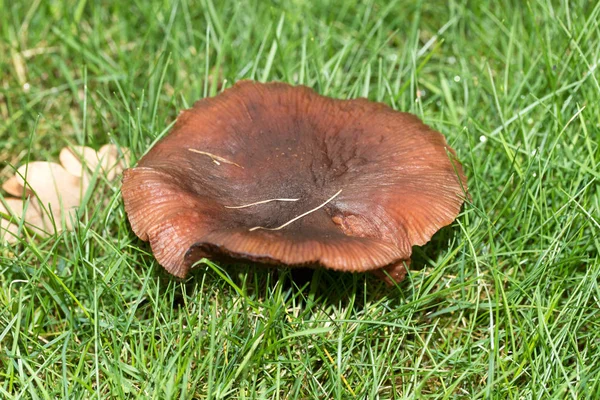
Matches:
[121,81,467,281]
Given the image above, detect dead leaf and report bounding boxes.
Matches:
[0,198,46,239]
[0,143,129,243]
[59,144,129,181]
[15,161,83,232]
[2,175,27,197]
[59,146,99,178]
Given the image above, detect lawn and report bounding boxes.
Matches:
[1,0,599,398]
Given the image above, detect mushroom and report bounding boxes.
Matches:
[121,81,467,283]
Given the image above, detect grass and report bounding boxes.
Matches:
[1,0,599,398]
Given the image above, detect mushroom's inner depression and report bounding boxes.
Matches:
[185,119,376,236]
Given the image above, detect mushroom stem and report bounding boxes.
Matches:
[188,149,244,168]
[224,198,300,209]
[249,189,342,232]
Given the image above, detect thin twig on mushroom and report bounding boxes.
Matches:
[249,189,342,232]
[188,149,243,168]
[224,198,300,209]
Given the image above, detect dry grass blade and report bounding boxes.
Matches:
[224,198,300,209]
[188,148,244,168]
[249,189,342,231]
